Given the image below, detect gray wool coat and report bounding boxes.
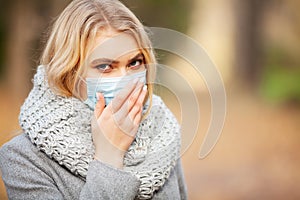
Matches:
[0,134,188,200]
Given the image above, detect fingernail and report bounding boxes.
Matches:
[143,85,148,91]
[96,93,100,100]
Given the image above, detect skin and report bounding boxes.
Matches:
[81,29,148,169]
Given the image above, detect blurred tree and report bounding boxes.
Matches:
[122,0,193,63]
[260,0,300,104]
[122,0,193,33]
[3,0,70,101]
[0,0,10,81]
[234,0,267,86]
[5,0,37,99]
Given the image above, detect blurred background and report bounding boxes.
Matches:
[1,0,300,199]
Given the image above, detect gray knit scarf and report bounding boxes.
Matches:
[19,65,181,199]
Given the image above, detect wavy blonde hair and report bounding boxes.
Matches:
[41,0,156,108]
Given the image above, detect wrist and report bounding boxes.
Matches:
[94,149,125,169]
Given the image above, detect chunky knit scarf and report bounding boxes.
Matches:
[19,65,181,199]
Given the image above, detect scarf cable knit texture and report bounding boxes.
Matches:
[19,65,181,199]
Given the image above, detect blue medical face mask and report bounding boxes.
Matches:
[83,70,147,110]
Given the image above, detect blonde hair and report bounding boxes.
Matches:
[41,0,156,109]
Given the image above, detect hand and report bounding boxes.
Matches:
[91,79,147,169]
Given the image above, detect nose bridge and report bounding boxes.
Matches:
[115,54,129,76]
[119,66,127,76]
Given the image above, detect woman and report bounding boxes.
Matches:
[0,0,187,199]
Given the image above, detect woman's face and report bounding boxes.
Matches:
[80,30,146,99]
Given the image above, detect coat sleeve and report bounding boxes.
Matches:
[80,160,140,199]
[175,159,188,200]
[0,135,140,200]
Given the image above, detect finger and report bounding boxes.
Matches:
[113,83,146,123]
[91,115,101,136]
[133,110,142,127]
[128,85,147,120]
[117,86,147,137]
[94,93,105,119]
[111,78,141,112]
[127,83,144,112]
[118,110,142,138]
[133,85,148,112]
[128,104,142,123]
[113,97,142,138]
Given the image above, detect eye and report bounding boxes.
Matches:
[128,59,144,69]
[95,64,112,73]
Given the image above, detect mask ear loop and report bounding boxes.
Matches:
[79,75,87,84]
[79,75,96,110]
[77,75,89,102]
[80,74,104,109]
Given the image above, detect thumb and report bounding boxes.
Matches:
[94,93,105,119]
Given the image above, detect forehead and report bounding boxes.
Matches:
[87,31,140,62]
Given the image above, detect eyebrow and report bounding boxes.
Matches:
[91,58,119,65]
[90,53,144,66]
[128,53,144,63]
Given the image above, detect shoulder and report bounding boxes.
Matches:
[0,134,70,200]
[0,133,42,167]
[0,133,36,155]
[0,133,58,184]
